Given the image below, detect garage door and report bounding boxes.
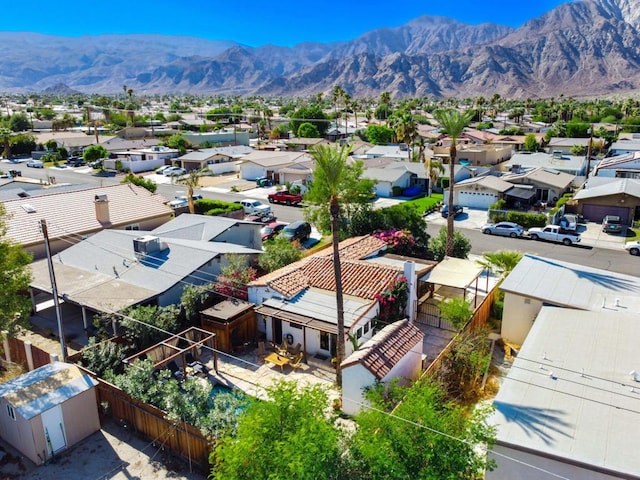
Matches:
[582,204,630,224]
[458,191,498,209]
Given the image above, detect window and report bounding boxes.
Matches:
[6,404,15,421]
[125,224,140,231]
[363,322,370,334]
[289,322,302,330]
[356,327,363,339]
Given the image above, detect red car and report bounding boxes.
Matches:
[261,222,286,241]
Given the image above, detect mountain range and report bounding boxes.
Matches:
[2,0,640,98]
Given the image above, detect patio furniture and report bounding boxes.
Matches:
[276,340,289,356]
[289,352,303,370]
[257,341,267,359]
[265,352,290,373]
[167,360,184,381]
[288,343,301,357]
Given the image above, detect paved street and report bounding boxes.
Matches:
[6,165,638,276]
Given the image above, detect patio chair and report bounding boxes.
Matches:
[288,343,301,357]
[276,340,288,356]
[167,360,184,381]
[257,341,267,359]
[289,352,303,370]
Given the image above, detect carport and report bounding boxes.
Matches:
[505,186,537,209]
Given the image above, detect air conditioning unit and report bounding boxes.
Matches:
[133,235,162,255]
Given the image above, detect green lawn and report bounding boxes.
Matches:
[627,228,640,242]
[404,193,444,213]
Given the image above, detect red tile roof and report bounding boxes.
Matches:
[342,320,424,380]
[250,236,398,299]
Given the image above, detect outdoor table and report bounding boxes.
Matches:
[265,352,290,372]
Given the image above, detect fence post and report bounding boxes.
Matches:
[1,331,10,363]
[24,341,35,371]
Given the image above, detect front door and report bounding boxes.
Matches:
[320,332,337,357]
[41,405,66,456]
[273,318,283,345]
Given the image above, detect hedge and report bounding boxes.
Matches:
[505,211,547,229]
[194,199,243,215]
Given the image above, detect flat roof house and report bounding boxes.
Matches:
[488,307,640,480]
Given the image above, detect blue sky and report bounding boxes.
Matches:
[3,0,569,47]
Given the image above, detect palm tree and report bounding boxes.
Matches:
[308,143,351,388]
[0,127,11,159]
[426,157,444,197]
[390,112,418,162]
[433,109,473,256]
[174,168,207,214]
[478,250,523,279]
[379,91,392,124]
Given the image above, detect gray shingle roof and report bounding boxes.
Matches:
[573,178,640,200]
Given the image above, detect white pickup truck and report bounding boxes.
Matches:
[528,225,581,246]
[238,199,272,216]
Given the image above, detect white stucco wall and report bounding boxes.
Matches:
[501,292,543,345]
[213,224,262,250]
[342,340,423,416]
[240,164,266,180]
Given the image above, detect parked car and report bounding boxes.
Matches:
[441,204,463,218]
[163,167,187,176]
[261,222,286,241]
[267,190,304,205]
[528,225,581,245]
[239,199,271,216]
[559,214,577,231]
[67,156,85,167]
[255,176,272,187]
[155,165,172,174]
[279,220,312,243]
[481,222,525,238]
[168,194,203,208]
[602,215,623,233]
[624,240,640,256]
[26,159,44,168]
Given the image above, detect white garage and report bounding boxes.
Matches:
[457,190,498,209]
[453,176,513,209]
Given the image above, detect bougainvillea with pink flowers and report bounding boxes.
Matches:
[374,276,409,326]
[372,229,416,256]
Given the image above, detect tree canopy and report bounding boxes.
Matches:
[289,105,329,137]
[0,204,32,332]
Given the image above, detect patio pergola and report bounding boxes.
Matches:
[123,327,218,378]
[420,256,486,307]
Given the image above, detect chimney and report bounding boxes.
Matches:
[403,261,417,322]
[94,194,110,224]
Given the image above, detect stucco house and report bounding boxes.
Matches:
[29,222,262,326]
[0,362,100,466]
[451,175,514,209]
[248,236,430,369]
[500,167,575,204]
[546,137,591,155]
[593,151,640,179]
[505,151,586,176]
[608,138,640,156]
[176,146,252,174]
[488,307,640,480]
[341,320,424,415]
[573,177,640,225]
[363,167,414,197]
[499,254,640,345]
[238,150,309,182]
[107,146,180,173]
[2,184,172,259]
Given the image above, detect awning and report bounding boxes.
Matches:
[255,305,338,334]
[505,187,537,200]
[419,256,484,289]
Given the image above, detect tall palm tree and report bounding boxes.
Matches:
[426,157,444,197]
[0,127,11,159]
[174,168,207,214]
[379,91,392,124]
[391,112,418,162]
[308,143,351,388]
[433,109,473,256]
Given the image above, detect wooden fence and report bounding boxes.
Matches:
[83,369,212,472]
[2,335,53,370]
[1,335,212,473]
[421,286,497,379]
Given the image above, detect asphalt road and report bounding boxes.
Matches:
[19,166,638,276]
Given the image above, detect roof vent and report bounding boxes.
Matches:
[95,193,108,202]
[21,204,36,213]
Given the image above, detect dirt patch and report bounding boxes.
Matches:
[198,174,256,192]
[0,418,207,480]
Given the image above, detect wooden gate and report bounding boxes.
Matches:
[415,302,456,331]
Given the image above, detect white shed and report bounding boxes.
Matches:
[341,320,424,416]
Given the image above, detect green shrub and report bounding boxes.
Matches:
[195,199,243,215]
[488,211,508,223]
[440,177,450,189]
[505,211,547,229]
[489,199,506,210]
[392,186,403,197]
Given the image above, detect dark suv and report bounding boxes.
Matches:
[67,156,85,167]
[279,221,311,243]
[602,215,623,233]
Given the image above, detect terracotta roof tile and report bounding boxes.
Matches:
[342,320,424,380]
[317,235,387,260]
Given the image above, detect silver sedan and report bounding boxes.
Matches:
[481,222,525,238]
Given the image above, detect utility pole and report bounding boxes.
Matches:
[586,124,594,179]
[40,219,67,360]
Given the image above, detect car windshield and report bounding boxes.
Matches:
[263,226,274,234]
